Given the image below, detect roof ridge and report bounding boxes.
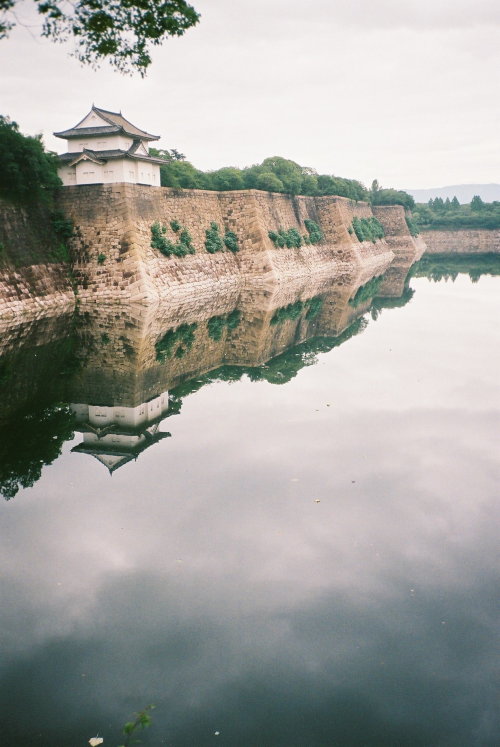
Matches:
[93,105,121,116]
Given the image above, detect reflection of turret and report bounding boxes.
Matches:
[70,392,170,473]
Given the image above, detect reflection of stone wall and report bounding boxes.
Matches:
[58,185,398,303]
[67,265,382,410]
[373,206,425,297]
[314,266,367,337]
[421,229,500,254]
[0,313,74,424]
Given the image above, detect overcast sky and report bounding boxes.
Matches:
[1,0,499,188]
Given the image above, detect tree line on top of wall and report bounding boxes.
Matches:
[0,114,415,215]
[151,151,416,208]
[413,194,500,231]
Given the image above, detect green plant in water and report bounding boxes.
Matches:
[305,296,323,319]
[271,296,323,324]
[207,314,226,341]
[207,308,242,340]
[155,323,198,361]
[118,704,155,747]
[349,276,383,307]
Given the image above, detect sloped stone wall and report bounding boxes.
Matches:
[59,184,399,304]
[1,185,425,315]
[373,205,425,297]
[421,229,500,254]
[0,199,75,319]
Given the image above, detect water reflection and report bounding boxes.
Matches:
[0,256,499,745]
[3,255,498,488]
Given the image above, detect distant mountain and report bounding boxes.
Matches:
[406,184,500,204]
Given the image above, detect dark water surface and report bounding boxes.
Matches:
[1,259,499,746]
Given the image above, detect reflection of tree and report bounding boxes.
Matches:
[349,277,383,307]
[413,254,500,283]
[172,317,368,404]
[0,404,74,500]
[370,285,415,320]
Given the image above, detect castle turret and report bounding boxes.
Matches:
[70,391,171,474]
[54,105,164,186]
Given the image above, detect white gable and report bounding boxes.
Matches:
[92,454,129,469]
[136,142,149,156]
[76,111,110,129]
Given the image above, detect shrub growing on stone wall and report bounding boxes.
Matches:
[268,228,303,249]
[151,221,195,257]
[304,219,323,244]
[270,296,323,325]
[304,296,323,320]
[351,216,385,243]
[224,230,239,253]
[155,323,198,361]
[207,308,242,341]
[268,221,323,249]
[405,214,420,237]
[205,222,224,253]
[205,223,240,254]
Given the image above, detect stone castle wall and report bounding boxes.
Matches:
[1,185,425,315]
[0,199,75,319]
[421,229,500,254]
[373,205,426,297]
[58,184,403,304]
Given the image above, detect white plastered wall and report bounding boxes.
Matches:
[67,135,134,153]
[58,158,160,185]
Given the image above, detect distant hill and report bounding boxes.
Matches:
[406,184,500,204]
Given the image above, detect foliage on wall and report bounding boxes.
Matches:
[268,219,323,250]
[351,216,385,243]
[405,214,420,237]
[207,309,242,341]
[151,221,195,257]
[204,222,240,254]
[270,296,324,325]
[155,323,198,361]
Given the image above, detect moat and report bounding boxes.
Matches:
[1,256,499,746]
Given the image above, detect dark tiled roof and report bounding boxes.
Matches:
[54,105,160,141]
[59,147,166,166]
[53,125,119,138]
[93,107,160,140]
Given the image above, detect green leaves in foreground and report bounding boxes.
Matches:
[118,704,155,747]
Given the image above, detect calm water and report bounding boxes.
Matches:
[1,257,499,746]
